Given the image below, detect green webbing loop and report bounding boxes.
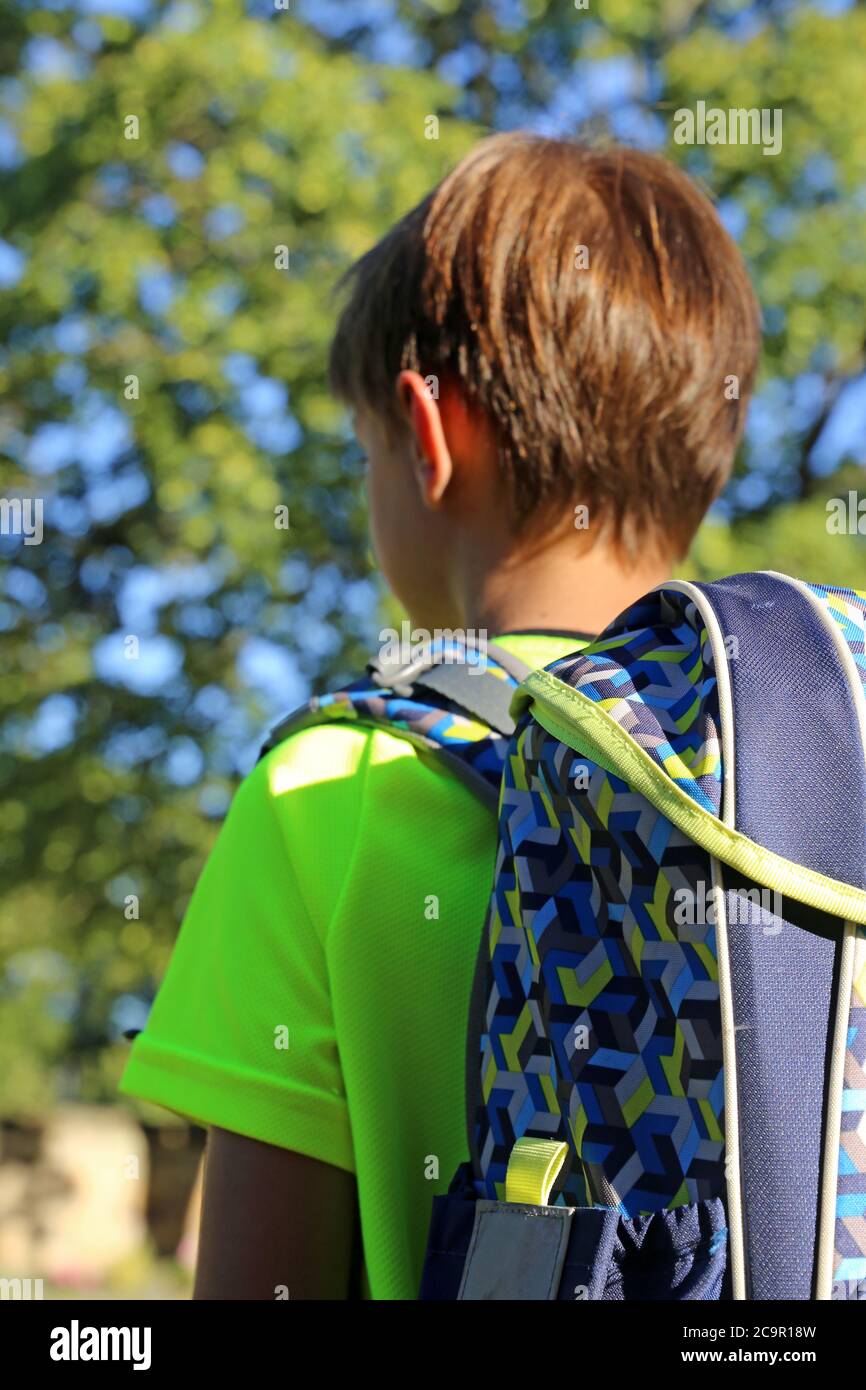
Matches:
[504,1138,569,1206]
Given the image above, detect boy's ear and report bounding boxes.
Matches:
[396,370,453,509]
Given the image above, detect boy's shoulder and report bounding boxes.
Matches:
[257,633,588,767]
[257,716,403,794]
[251,630,590,811]
[238,632,590,888]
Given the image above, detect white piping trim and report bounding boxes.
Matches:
[816,920,857,1299]
[655,580,737,830]
[710,853,748,1301]
[660,580,747,1298]
[762,572,866,1299]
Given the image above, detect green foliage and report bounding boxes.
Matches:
[664,6,866,506]
[687,465,866,584]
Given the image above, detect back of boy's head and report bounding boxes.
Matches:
[329,133,761,560]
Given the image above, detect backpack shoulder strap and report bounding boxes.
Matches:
[257,637,530,810]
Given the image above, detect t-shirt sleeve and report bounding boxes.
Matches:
[118,725,369,1175]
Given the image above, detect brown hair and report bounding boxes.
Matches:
[329,133,761,557]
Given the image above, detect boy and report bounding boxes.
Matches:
[119,133,761,1299]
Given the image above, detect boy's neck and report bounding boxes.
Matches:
[442,527,673,640]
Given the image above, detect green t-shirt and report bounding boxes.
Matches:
[119,632,588,1299]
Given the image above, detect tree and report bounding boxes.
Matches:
[0,0,476,1109]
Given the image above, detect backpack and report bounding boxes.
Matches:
[261,574,866,1302]
[417,573,866,1302]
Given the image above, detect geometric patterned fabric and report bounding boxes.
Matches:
[805,585,866,1288]
[807,583,866,697]
[836,929,866,1289]
[476,589,726,1215]
[549,589,723,813]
